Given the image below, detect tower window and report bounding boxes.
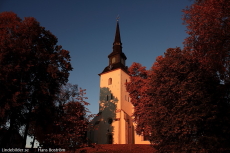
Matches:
[121,58,125,65]
[107,95,109,101]
[108,78,112,85]
[112,57,116,63]
[111,94,113,99]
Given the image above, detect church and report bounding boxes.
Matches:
[88,20,150,144]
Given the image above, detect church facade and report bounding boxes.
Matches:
[88,21,150,144]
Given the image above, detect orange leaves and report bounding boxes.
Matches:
[125,1,230,152]
[127,44,230,152]
[126,62,154,137]
[183,0,230,81]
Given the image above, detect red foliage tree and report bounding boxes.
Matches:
[30,84,90,149]
[125,62,153,137]
[127,48,230,152]
[0,12,72,148]
[183,0,230,81]
[152,48,230,152]
[126,0,230,152]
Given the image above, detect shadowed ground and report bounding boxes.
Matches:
[72,144,156,153]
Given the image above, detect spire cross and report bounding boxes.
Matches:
[116,15,120,21]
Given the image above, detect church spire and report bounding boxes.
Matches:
[113,20,122,47]
[99,18,128,75]
[112,18,122,53]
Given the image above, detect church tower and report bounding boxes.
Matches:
[88,20,150,145]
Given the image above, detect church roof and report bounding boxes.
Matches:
[99,63,129,75]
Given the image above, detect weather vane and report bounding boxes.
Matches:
[116,15,120,21]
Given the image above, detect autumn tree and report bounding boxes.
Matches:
[182,0,230,151]
[127,48,230,152]
[30,84,90,149]
[125,62,152,137]
[0,12,72,148]
[126,0,230,152]
[152,48,230,152]
[183,0,230,81]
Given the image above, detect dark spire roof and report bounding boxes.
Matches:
[113,21,122,46]
[99,19,128,76]
[108,20,125,58]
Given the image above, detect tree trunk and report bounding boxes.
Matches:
[31,136,36,148]
[22,100,33,148]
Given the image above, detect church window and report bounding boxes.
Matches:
[108,78,112,85]
[108,118,113,124]
[112,57,115,63]
[111,94,113,99]
[128,97,129,102]
[121,58,125,65]
[107,95,109,101]
[108,134,113,144]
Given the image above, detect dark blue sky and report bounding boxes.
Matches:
[0,0,193,116]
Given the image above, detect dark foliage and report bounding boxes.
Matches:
[127,48,230,152]
[126,0,230,151]
[0,12,72,148]
[32,84,90,149]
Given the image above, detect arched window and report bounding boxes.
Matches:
[108,118,113,124]
[108,78,112,85]
[108,134,113,144]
